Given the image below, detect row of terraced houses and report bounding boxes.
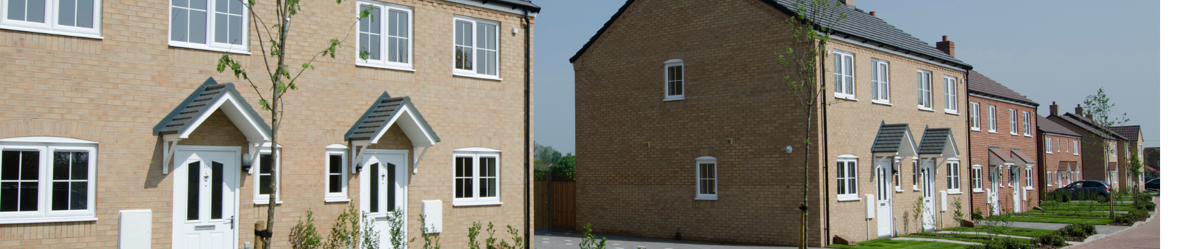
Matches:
[0,0,541,248]
[570,0,1147,247]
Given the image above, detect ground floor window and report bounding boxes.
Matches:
[0,137,97,223]
[837,156,858,200]
[695,156,717,200]
[972,165,982,192]
[946,160,961,193]
[453,148,500,205]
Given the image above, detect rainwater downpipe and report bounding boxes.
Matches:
[521,8,533,249]
[821,46,832,246]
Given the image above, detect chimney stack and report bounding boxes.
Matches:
[936,35,955,57]
[1074,104,1084,116]
[870,11,876,17]
[1050,102,1059,116]
[840,0,855,6]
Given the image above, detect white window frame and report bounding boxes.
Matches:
[324,144,349,202]
[452,15,500,80]
[252,145,280,204]
[972,165,983,192]
[1073,140,1079,155]
[1046,138,1053,154]
[1025,167,1033,190]
[1022,111,1032,137]
[0,137,98,224]
[943,76,958,114]
[917,70,933,110]
[0,0,102,38]
[970,102,981,131]
[946,159,961,194]
[1047,171,1052,186]
[894,158,902,192]
[1057,139,1062,153]
[695,156,717,200]
[664,59,685,101]
[871,59,890,104]
[1009,109,1018,135]
[355,1,414,71]
[912,158,919,191]
[836,155,859,201]
[168,0,250,53]
[453,148,501,206]
[833,51,855,100]
[987,105,997,133]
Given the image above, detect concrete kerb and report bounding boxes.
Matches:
[1065,197,1158,248]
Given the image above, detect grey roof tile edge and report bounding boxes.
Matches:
[154,77,272,137]
[918,128,954,155]
[968,70,1037,105]
[344,92,392,141]
[871,122,910,153]
[1061,113,1127,140]
[1037,116,1080,138]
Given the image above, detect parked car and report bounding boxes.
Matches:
[1049,180,1111,202]
[1145,178,1159,191]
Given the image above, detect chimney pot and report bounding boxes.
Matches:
[942,35,948,42]
[870,11,876,17]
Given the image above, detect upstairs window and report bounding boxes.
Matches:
[1,0,101,38]
[833,51,855,99]
[664,59,684,101]
[1023,111,1032,137]
[917,70,933,110]
[0,137,97,223]
[1009,109,1018,135]
[453,16,499,79]
[1073,140,1079,155]
[987,105,997,132]
[1045,138,1052,154]
[837,156,858,200]
[1057,139,1061,152]
[170,0,249,52]
[943,76,958,113]
[970,102,981,131]
[871,59,890,103]
[695,157,717,200]
[356,1,413,70]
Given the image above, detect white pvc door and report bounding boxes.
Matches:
[875,161,892,237]
[360,151,407,249]
[173,148,239,249]
[921,160,935,231]
[990,167,1000,215]
[1011,167,1020,212]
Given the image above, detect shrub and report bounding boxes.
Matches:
[966,238,1039,249]
[579,223,608,249]
[1037,233,1066,246]
[973,207,984,220]
[1058,223,1096,237]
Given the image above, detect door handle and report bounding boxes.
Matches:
[230,215,234,229]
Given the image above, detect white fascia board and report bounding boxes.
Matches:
[177,94,270,142]
[443,0,538,16]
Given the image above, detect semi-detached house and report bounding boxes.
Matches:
[1035,108,1083,196]
[966,70,1039,216]
[0,0,539,248]
[570,0,972,246]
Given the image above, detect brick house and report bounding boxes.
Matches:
[1108,125,1145,192]
[1047,104,1126,195]
[569,0,971,246]
[1035,106,1082,196]
[966,70,1039,216]
[0,0,539,248]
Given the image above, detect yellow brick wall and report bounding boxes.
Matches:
[0,0,535,248]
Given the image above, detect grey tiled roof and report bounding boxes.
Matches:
[154,77,271,136]
[1037,116,1080,137]
[569,0,972,70]
[1107,125,1141,141]
[1057,113,1126,140]
[918,128,954,155]
[871,123,911,153]
[344,93,441,143]
[968,70,1037,106]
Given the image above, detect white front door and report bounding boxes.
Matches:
[876,160,893,237]
[990,166,1000,215]
[920,159,935,231]
[172,147,240,249]
[1011,167,1020,212]
[360,150,408,249]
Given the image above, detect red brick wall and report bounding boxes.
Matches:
[968,96,1038,215]
[1038,132,1081,195]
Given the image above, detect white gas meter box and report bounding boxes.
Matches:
[865,194,875,219]
[423,200,443,233]
[940,191,948,212]
[119,209,152,249]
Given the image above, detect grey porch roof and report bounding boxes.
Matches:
[344,93,441,146]
[153,78,271,141]
[569,0,972,69]
[918,127,958,156]
[1037,116,1080,138]
[968,70,1037,106]
[871,122,917,156]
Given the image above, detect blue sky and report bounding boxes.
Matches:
[531,0,1160,154]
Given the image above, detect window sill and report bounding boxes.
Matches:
[918,107,935,112]
[989,130,998,134]
[0,216,97,224]
[664,96,685,101]
[971,128,981,132]
[1025,187,1034,191]
[944,110,959,115]
[1010,133,1018,136]
[453,201,503,207]
[325,197,351,203]
[913,187,920,192]
[1024,134,1032,137]
[837,196,860,202]
[253,199,284,205]
[872,100,892,106]
[896,189,904,193]
[357,62,416,72]
[835,95,858,101]
[973,189,984,193]
[0,25,103,40]
[452,72,502,81]
[695,196,718,201]
[948,190,963,195]
[169,41,251,55]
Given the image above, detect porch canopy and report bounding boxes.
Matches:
[918,127,958,158]
[345,93,441,173]
[871,122,918,173]
[1057,161,1071,171]
[154,78,273,174]
[987,147,1015,166]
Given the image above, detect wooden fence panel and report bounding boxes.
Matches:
[551,180,577,229]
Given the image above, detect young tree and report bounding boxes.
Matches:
[777,1,846,247]
[1081,87,1128,219]
[214,1,372,248]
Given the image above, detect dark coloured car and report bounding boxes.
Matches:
[1145,178,1159,191]
[1049,180,1111,202]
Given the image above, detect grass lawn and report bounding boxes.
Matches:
[989,214,1111,225]
[945,226,1056,238]
[900,234,991,244]
[1040,205,1138,212]
[827,238,969,249]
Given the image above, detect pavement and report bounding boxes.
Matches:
[1071,198,1160,249]
[533,230,823,249]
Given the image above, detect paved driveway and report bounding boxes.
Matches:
[533,230,821,249]
[1073,198,1159,249]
